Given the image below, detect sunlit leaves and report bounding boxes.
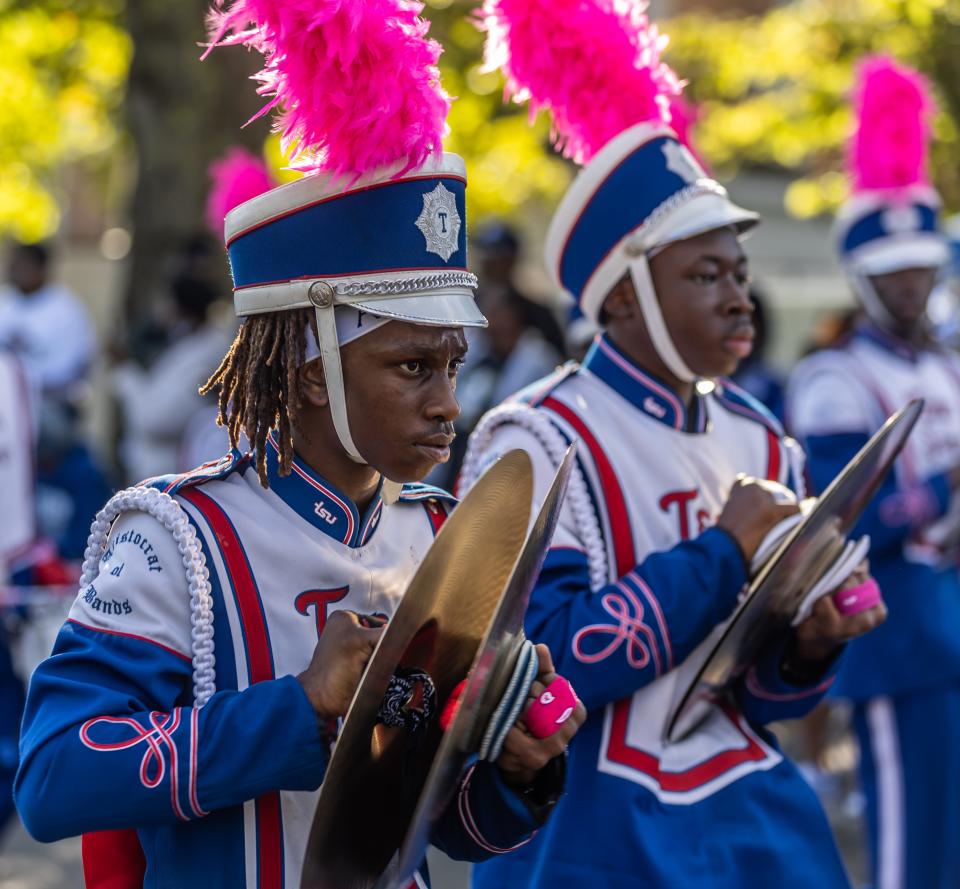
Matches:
[665,0,959,218]
[428,0,572,224]
[0,1,131,241]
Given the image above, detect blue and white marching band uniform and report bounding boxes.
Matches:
[788,58,960,889]
[16,153,556,886]
[18,449,543,887]
[789,324,960,889]
[465,123,852,888]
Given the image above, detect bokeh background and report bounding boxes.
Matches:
[1,0,959,885]
[3,0,960,449]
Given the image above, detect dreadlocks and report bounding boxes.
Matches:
[200,308,311,487]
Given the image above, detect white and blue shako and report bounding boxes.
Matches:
[834,184,950,329]
[835,185,950,277]
[544,122,759,384]
[222,154,487,481]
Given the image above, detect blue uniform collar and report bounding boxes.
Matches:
[263,433,384,547]
[582,334,708,433]
[855,320,922,364]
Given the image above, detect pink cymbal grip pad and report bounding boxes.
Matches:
[832,577,882,617]
[526,676,578,739]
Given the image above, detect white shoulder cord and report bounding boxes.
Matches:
[80,486,216,707]
[461,403,609,592]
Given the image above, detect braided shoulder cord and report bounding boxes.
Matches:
[460,403,609,593]
[80,486,216,707]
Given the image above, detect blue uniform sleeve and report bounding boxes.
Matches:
[524,527,747,712]
[15,622,328,842]
[430,759,559,862]
[734,635,840,725]
[804,431,951,558]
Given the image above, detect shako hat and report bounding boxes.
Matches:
[205,0,485,476]
[835,55,949,281]
[479,0,757,383]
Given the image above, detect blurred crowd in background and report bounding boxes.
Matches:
[2,219,959,878]
[2,0,960,884]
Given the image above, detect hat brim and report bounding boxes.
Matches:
[353,289,487,328]
[644,191,760,253]
[848,237,949,277]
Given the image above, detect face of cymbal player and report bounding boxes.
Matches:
[299,320,467,485]
[604,226,755,382]
[868,265,938,340]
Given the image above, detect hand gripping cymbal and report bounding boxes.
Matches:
[301,446,574,889]
[384,445,574,889]
[666,399,923,743]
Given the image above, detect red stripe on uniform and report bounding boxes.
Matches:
[607,698,768,792]
[423,499,449,537]
[541,399,772,790]
[82,829,146,889]
[765,428,781,482]
[181,488,282,889]
[542,397,636,576]
[183,490,273,683]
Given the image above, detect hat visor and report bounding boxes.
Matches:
[849,237,950,277]
[645,192,760,253]
[353,289,487,329]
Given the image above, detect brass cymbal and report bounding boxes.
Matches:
[384,445,575,889]
[666,399,923,743]
[301,450,534,889]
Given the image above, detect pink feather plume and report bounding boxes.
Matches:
[205,147,274,236]
[204,0,450,180]
[479,0,683,165]
[849,55,935,193]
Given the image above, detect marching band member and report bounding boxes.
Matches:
[788,56,960,889]
[462,2,886,886]
[14,2,585,886]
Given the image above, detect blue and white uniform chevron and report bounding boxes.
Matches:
[465,334,848,889]
[16,447,544,888]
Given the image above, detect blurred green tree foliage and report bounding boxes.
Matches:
[0,0,131,241]
[264,0,574,226]
[6,0,959,244]
[664,0,960,217]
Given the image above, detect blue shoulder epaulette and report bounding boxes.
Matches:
[714,379,785,437]
[138,450,252,496]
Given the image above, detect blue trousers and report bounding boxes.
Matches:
[853,683,960,889]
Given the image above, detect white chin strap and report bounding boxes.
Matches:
[626,254,697,384]
[850,271,899,331]
[308,282,403,504]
